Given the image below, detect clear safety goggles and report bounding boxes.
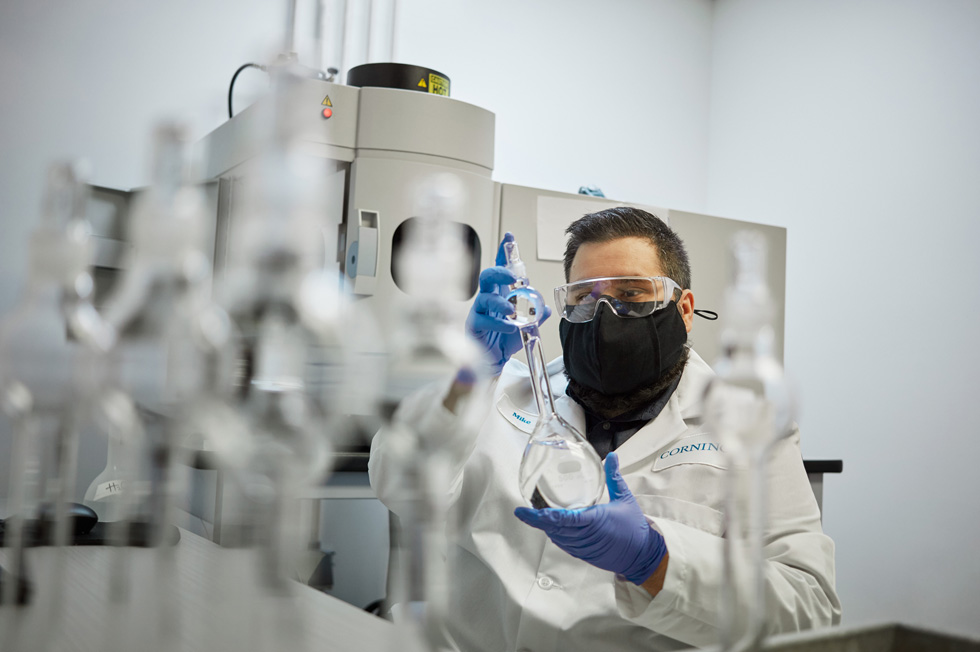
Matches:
[554,276,682,323]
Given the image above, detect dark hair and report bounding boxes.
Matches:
[563,206,691,289]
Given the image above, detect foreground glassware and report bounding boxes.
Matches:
[702,231,796,652]
[383,173,482,652]
[0,162,116,650]
[210,58,359,652]
[510,240,604,510]
[94,123,240,652]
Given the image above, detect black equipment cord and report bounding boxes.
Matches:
[228,63,266,119]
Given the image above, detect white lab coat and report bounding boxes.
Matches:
[369,349,841,652]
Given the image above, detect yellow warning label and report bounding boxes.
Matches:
[428,74,449,96]
[417,77,427,89]
[321,95,333,107]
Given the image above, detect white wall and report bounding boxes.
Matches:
[706,0,980,637]
[0,0,283,314]
[3,0,978,638]
[394,0,714,211]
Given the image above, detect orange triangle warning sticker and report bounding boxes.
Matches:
[321,95,333,107]
[417,78,427,89]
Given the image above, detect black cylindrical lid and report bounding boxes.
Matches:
[346,63,451,97]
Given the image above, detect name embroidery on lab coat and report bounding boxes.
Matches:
[496,394,537,434]
[653,432,728,471]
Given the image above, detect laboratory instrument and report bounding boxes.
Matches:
[702,231,796,652]
[195,58,495,409]
[509,239,604,510]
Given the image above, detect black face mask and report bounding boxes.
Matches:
[559,300,688,396]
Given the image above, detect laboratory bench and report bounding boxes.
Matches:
[761,622,980,652]
[0,526,393,652]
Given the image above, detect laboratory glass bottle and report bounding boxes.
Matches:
[211,61,358,652]
[508,241,605,510]
[702,231,796,652]
[81,389,144,532]
[382,173,483,652]
[219,137,340,515]
[99,122,231,524]
[0,163,114,647]
[94,123,240,652]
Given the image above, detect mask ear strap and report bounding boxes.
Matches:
[694,309,719,320]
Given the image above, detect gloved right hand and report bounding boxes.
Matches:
[514,452,667,586]
[465,232,521,376]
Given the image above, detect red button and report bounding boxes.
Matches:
[322,108,333,119]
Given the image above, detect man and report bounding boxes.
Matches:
[369,207,841,651]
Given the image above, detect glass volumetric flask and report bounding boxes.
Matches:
[504,240,604,510]
[382,174,480,652]
[704,231,795,459]
[519,413,605,510]
[83,431,126,515]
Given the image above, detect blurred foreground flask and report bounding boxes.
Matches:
[0,162,114,649]
[382,173,483,652]
[703,230,796,652]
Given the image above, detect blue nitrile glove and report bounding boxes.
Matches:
[465,232,551,376]
[514,452,667,585]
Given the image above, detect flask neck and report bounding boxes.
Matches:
[723,230,776,361]
[522,331,558,422]
[721,280,776,363]
[252,309,306,389]
[102,431,123,472]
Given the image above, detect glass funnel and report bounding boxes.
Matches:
[508,241,604,510]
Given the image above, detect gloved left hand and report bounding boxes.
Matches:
[514,452,667,585]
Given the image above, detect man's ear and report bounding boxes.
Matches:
[678,289,695,333]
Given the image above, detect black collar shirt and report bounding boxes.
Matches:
[565,376,682,462]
